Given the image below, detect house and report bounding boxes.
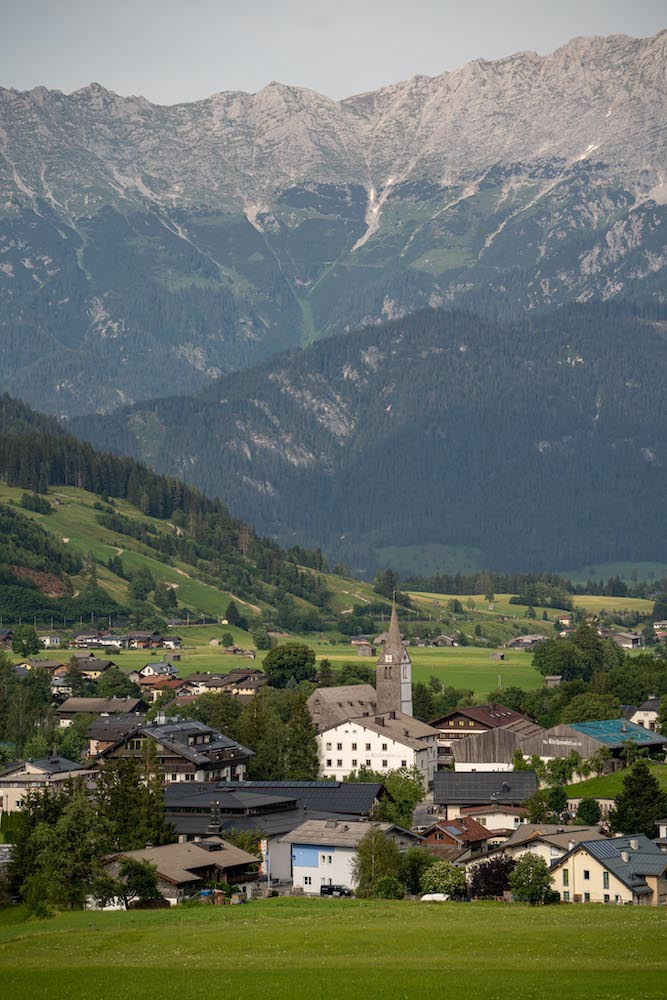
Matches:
[473,823,607,869]
[655,818,667,852]
[85,713,150,757]
[504,634,547,651]
[39,634,62,649]
[0,757,96,816]
[18,659,67,675]
[550,835,667,905]
[134,661,179,679]
[93,718,254,782]
[434,634,459,647]
[433,771,539,821]
[73,631,128,650]
[430,703,536,755]
[610,632,644,649]
[0,628,13,647]
[98,838,259,907]
[54,658,117,681]
[127,631,164,649]
[628,697,661,732]
[545,675,563,688]
[162,636,182,650]
[318,711,439,787]
[309,598,413,733]
[56,696,148,727]
[459,804,529,831]
[282,819,421,894]
[163,779,390,882]
[136,678,195,703]
[518,718,667,764]
[452,718,543,772]
[421,817,494,860]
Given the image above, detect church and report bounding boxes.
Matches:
[308,600,439,787]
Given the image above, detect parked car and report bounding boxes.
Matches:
[320,884,354,897]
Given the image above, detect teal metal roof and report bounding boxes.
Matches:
[570,719,667,747]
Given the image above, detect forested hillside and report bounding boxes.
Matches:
[72,301,667,576]
[0,396,339,626]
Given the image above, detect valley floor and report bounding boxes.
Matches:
[0,898,665,1000]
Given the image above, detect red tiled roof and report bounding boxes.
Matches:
[431,703,532,729]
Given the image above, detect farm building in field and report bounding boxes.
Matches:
[518,719,667,764]
[550,835,667,905]
[610,632,644,649]
[433,771,539,820]
[282,819,421,895]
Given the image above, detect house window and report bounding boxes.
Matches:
[326,743,332,751]
[327,856,332,864]
[326,759,332,768]
[170,773,177,782]
[550,846,560,857]
[365,759,371,767]
[584,893,590,902]
[401,760,407,767]
[303,876,312,886]
[583,870,590,881]
[603,872,609,890]
[185,773,195,781]
[337,743,343,751]
[614,895,621,903]
[563,891,570,902]
[382,743,388,751]
[382,760,388,768]
[468,721,475,726]
[563,870,569,887]
[436,833,443,841]
[603,894,609,903]
[321,855,326,863]
[352,743,357,751]
[352,759,357,767]
[365,744,371,751]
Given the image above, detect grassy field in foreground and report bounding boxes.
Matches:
[0,898,666,1000]
[566,763,667,800]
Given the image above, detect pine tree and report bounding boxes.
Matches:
[609,759,667,838]
[283,694,319,780]
[237,691,286,779]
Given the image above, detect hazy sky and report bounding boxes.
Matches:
[1,0,664,104]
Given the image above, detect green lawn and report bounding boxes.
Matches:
[566,763,667,800]
[0,898,665,1000]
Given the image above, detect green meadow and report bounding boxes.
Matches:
[0,898,665,1000]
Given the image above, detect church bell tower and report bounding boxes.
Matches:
[375,597,413,716]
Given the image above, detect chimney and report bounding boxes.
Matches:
[568,840,575,851]
[630,838,639,851]
[620,850,629,863]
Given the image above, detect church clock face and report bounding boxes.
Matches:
[384,654,392,662]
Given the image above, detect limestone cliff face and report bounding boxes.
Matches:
[0,32,665,413]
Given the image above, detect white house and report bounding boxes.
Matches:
[317,711,439,787]
[39,634,61,649]
[282,819,421,895]
[628,697,661,732]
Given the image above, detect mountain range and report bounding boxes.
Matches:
[0,31,665,415]
[72,301,667,576]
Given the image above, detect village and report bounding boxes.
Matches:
[1,600,666,910]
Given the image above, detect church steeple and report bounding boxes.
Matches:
[375,595,413,716]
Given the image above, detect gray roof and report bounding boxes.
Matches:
[636,698,661,713]
[96,718,254,766]
[86,713,147,740]
[279,819,419,848]
[104,839,258,885]
[502,824,606,850]
[57,697,145,715]
[324,711,438,750]
[0,756,84,778]
[552,835,667,895]
[433,771,539,805]
[164,779,387,817]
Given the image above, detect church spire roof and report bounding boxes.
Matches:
[384,595,404,660]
